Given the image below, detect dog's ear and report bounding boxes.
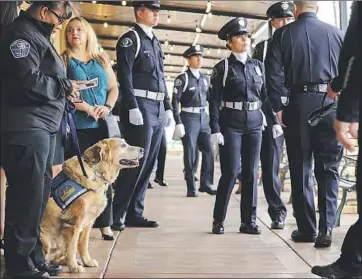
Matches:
[83,144,102,165]
[83,142,110,165]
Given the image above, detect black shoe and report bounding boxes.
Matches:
[212,221,224,234]
[199,186,217,195]
[239,223,261,235]
[186,192,198,197]
[147,182,154,189]
[271,218,285,230]
[36,262,62,277]
[154,177,168,187]
[311,259,362,278]
[125,217,159,228]
[3,269,50,278]
[111,222,125,232]
[291,230,317,243]
[315,227,333,248]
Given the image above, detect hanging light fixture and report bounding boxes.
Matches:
[103,22,108,28]
[121,1,127,6]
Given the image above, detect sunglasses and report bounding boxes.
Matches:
[48,9,65,24]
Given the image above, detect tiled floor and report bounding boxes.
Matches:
[0,155,358,278]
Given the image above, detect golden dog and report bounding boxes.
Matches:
[40,138,143,273]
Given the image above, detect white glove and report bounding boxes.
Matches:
[211,133,224,145]
[129,108,143,126]
[272,124,284,139]
[173,124,185,140]
[165,110,174,128]
[260,109,267,131]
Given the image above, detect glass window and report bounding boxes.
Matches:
[317,1,339,27]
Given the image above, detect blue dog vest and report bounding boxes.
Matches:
[51,171,88,210]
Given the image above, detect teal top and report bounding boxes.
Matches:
[67,57,108,129]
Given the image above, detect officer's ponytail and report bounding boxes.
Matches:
[26,1,73,21]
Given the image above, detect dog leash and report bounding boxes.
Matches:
[61,101,89,178]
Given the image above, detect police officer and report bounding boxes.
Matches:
[0,2,76,278]
[112,1,173,230]
[252,1,294,229]
[265,1,344,247]
[172,45,216,197]
[210,18,277,235]
[312,2,362,277]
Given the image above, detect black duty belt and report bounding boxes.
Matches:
[293,84,328,93]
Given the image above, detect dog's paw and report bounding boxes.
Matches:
[83,258,98,267]
[69,265,86,273]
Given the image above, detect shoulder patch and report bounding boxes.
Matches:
[174,79,183,87]
[10,39,30,59]
[120,37,133,48]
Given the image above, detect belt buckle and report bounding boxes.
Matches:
[319,84,327,92]
[244,102,251,110]
[303,85,308,92]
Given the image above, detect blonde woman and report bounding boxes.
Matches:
[62,17,119,240]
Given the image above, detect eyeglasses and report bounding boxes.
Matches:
[48,9,65,25]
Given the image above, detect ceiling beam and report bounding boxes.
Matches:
[98,35,223,50]
[85,18,218,35]
[91,1,268,20]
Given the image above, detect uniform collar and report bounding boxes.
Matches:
[298,12,317,19]
[136,23,154,40]
[18,10,53,38]
[188,68,201,80]
[231,52,249,65]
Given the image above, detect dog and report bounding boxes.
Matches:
[40,138,143,273]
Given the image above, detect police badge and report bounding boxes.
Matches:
[174,79,183,87]
[120,37,133,48]
[281,2,289,10]
[10,39,30,59]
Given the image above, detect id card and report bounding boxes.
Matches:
[78,77,99,91]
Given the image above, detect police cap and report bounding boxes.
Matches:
[132,1,160,9]
[266,1,294,19]
[183,45,204,58]
[218,17,249,41]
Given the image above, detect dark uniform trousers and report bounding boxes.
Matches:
[181,111,214,193]
[214,111,262,224]
[260,110,287,220]
[155,130,167,181]
[283,92,343,234]
[2,130,55,272]
[113,97,165,222]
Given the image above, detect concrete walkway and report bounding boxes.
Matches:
[1,155,358,278]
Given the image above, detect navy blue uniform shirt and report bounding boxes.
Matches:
[0,11,72,133]
[116,24,171,111]
[209,54,267,134]
[172,69,210,125]
[265,12,344,112]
